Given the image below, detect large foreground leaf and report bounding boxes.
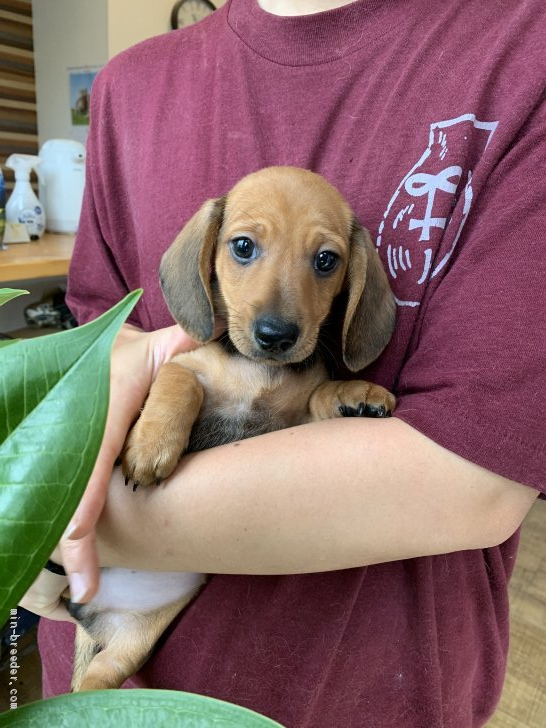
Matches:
[0,291,141,624]
[0,689,284,726]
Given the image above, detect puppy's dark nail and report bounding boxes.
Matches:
[339,403,367,417]
[132,481,139,492]
[363,404,387,418]
[155,477,163,486]
[125,475,130,486]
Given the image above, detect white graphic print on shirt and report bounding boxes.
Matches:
[376,114,498,307]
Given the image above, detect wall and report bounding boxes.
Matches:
[1,1,225,333]
[108,0,177,58]
[32,0,180,146]
[32,0,108,146]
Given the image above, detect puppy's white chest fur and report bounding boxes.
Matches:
[174,342,327,452]
[197,349,280,416]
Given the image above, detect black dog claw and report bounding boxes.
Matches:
[124,475,130,486]
[132,481,140,492]
[339,402,391,418]
[363,404,387,418]
[339,402,367,417]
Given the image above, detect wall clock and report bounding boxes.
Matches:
[170,0,216,29]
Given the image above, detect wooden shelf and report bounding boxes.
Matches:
[0,232,75,283]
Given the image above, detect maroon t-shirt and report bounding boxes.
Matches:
[39,1,546,725]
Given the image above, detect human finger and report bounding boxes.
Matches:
[19,570,76,623]
[59,529,100,604]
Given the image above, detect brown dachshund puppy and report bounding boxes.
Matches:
[68,166,396,692]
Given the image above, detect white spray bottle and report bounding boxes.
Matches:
[5,154,46,240]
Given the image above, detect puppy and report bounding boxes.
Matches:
[68,166,396,692]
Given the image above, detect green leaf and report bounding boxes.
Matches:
[0,291,142,625]
[0,289,29,307]
[0,689,284,726]
[0,339,18,350]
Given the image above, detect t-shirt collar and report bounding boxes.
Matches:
[226,0,408,66]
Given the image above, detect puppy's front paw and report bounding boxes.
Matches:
[120,361,204,489]
[337,381,395,418]
[121,418,189,489]
[310,380,396,421]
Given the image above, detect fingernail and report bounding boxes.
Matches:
[69,573,88,603]
[63,521,77,540]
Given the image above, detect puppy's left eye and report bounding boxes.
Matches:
[230,237,257,263]
[314,250,339,274]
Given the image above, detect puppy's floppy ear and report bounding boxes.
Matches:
[160,197,226,343]
[342,221,396,372]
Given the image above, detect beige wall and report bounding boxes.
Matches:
[108,0,179,59]
[107,0,226,56]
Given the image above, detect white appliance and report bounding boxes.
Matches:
[38,139,86,233]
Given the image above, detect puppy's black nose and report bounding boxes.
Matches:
[254,316,299,354]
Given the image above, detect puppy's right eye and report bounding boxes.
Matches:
[230,237,257,263]
[314,249,339,274]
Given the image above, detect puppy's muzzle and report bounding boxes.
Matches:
[253,315,300,355]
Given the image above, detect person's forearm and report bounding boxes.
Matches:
[117,322,144,339]
[95,417,537,575]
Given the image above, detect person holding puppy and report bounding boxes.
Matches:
[22,0,546,726]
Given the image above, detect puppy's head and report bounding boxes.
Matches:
[160,167,395,371]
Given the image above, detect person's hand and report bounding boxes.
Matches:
[19,568,76,622]
[59,322,207,603]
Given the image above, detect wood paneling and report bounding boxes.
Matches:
[0,0,37,191]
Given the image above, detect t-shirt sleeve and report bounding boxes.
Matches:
[394,99,546,496]
[65,67,144,328]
